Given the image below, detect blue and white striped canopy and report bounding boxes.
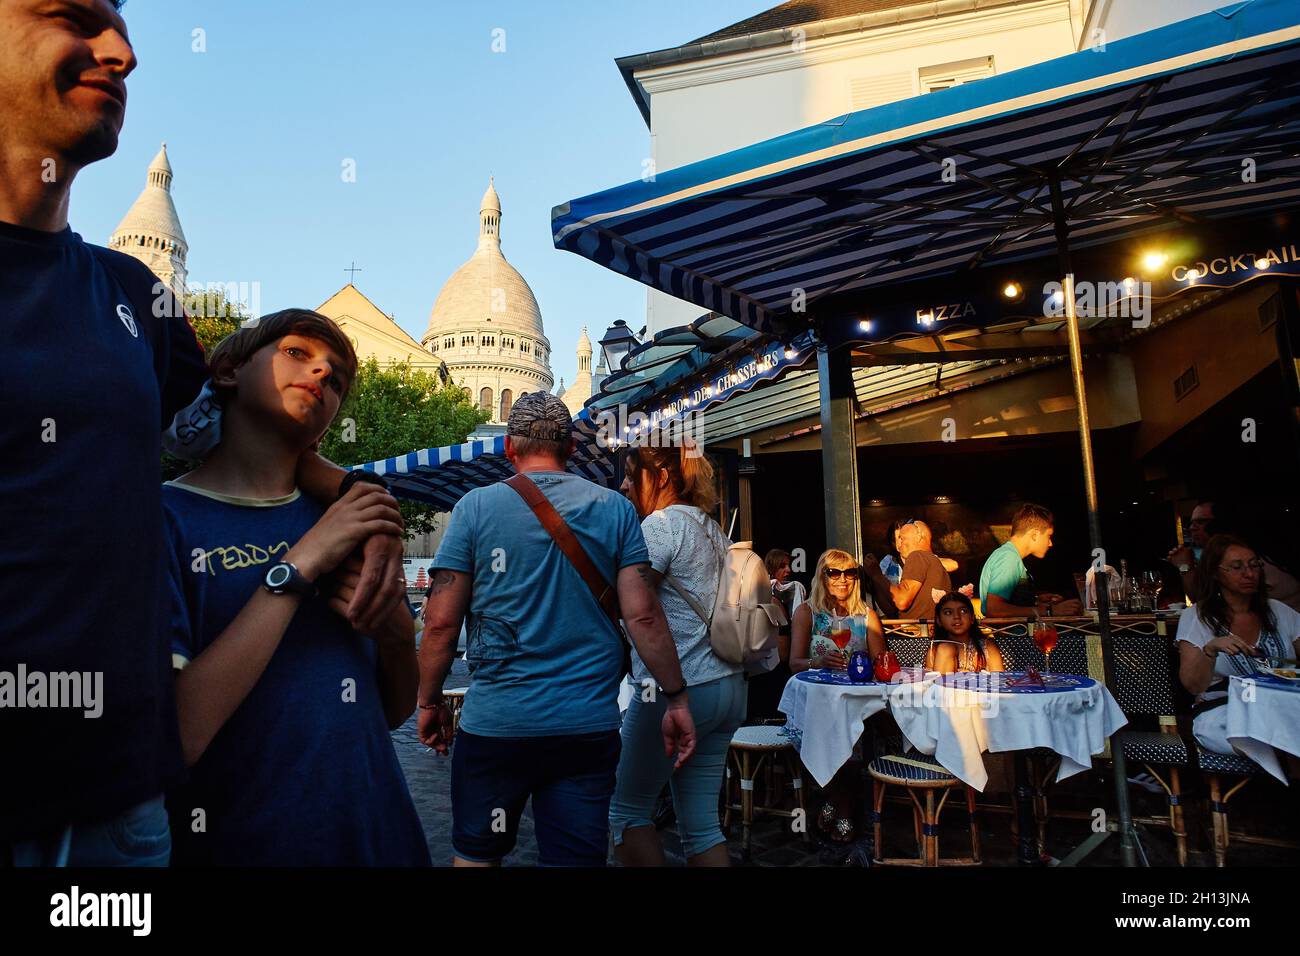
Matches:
[552,0,1300,335]
[348,409,613,510]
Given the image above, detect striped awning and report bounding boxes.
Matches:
[348,409,613,510]
[552,0,1300,337]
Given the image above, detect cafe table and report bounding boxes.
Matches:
[1225,673,1300,783]
[887,672,1128,792]
[777,670,892,787]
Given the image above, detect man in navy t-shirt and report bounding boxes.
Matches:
[0,0,407,862]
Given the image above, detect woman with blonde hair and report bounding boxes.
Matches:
[789,549,885,844]
[610,440,743,866]
[791,549,885,671]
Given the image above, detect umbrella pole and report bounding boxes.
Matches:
[1048,176,1138,867]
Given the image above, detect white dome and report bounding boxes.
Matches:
[424,246,546,340]
[422,179,548,345]
[421,180,553,421]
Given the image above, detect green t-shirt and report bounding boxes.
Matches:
[979,540,1027,607]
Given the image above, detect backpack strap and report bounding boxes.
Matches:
[660,506,725,629]
[504,473,622,631]
[664,573,713,627]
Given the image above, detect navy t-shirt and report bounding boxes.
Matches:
[0,221,208,841]
[162,482,430,866]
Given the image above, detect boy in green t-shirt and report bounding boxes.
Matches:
[979,504,1081,617]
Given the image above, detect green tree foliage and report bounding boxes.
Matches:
[184,287,247,354]
[318,358,489,537]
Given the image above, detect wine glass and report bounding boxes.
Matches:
[1033,617,1059,673]
[1142,571,1162,611]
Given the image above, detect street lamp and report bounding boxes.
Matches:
[598,319,639,374]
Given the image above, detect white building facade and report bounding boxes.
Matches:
[618,0,1093,335]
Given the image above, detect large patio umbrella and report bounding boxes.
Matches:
[552,0,1300,865]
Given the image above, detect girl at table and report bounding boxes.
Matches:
[925,590,1004,674]
[1177,535,1300,754]
[790,549,885,844]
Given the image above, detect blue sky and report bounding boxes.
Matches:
[74,0,767,387]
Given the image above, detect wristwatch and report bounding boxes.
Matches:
[337,470,389,500]
[662,683,687,699]
[1178,564,1191,573]
[263,561,317,598]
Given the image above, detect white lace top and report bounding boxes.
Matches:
[631,505,742,688]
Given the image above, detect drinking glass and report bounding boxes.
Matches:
[1033,617,1059,672]
[1142,571,1162,611]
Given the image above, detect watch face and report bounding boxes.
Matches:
[266,564,291,589]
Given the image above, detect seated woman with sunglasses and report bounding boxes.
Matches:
[1177,534,1300,755]
[789,549,885,844]
[925,591,1004,674]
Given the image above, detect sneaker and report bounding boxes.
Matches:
[1128,771,1164,794]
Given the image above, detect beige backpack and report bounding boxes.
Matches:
[665,539,789,674]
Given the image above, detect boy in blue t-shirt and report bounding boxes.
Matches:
[163,308,429,865]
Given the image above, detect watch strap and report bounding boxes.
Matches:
[338,470,389,500]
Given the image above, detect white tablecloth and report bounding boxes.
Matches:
[778,671,891,787]
[1226,674,1300,783]
[888,673,1128,791]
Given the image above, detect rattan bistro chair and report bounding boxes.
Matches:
[1013,616,1195,865]
[1194,746,1266,867]
[722,723,808,861]
[869,624,981,866]
[441,687,468,738]
[868,753,981,866]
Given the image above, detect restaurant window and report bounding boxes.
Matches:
[479,386,493,412]
[1174,365,1199,402]
[499,389,513,421]
[919,56,994,93]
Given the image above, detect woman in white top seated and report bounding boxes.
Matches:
[1177,534,1300,755]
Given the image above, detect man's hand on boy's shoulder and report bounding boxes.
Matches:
[324,555,413,645]
[349,531,407,633]
[285,483,403,586]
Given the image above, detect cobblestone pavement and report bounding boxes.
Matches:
[391,663,1298,867]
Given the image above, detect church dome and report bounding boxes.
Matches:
[422,177,546,344]
[421,179,553,425]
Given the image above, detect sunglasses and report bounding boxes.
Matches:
[823,567,859,579]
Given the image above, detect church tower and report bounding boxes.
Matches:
[559,326,596,416]
[108,143,188,297]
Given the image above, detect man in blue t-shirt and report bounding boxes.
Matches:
[0,0,406,862]
[419,393,696,866]
[979,504,1081,617]
[163,310,428,865]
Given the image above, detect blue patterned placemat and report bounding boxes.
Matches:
[797,669,876,686]
[937,672,1095,694]
[1236,672,1300,692]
